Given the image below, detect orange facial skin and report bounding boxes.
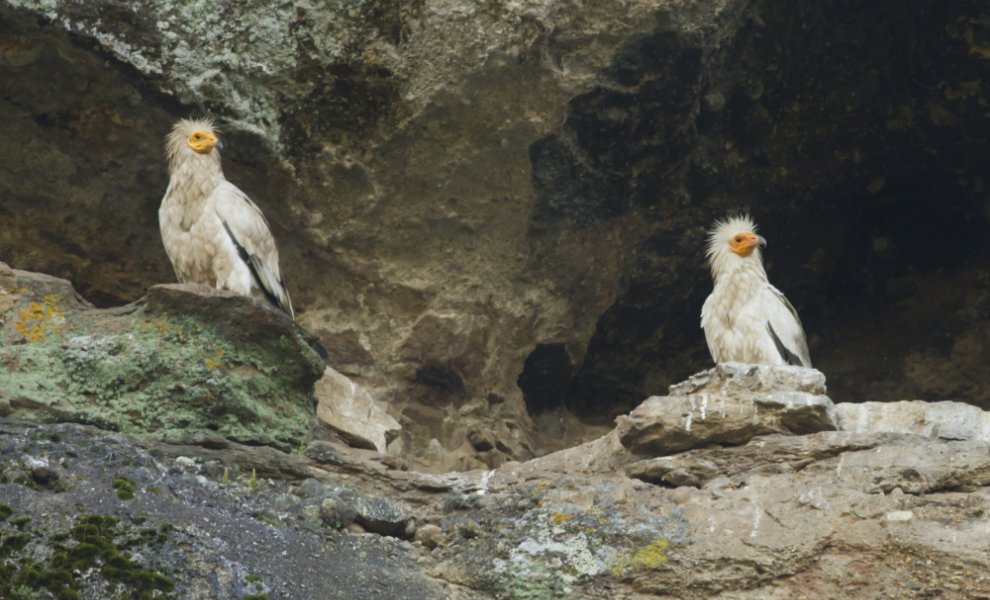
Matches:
[729,232,765,257]
[186,130,220,154]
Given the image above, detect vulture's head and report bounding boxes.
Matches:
[705,214,767,279]
[165,118,224,171]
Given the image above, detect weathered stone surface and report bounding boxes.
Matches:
[353,495,410,537]
[617,363,836,456]
[0,420,483,600]
[3,0,989,468]
[836,400,990,442]
[315,365,401,453]
[7,395,990,600]
[625,431,889,488]
[414,523,447,549]
[0,269,324,450]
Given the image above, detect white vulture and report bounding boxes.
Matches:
[159,118,294,317]
[700,215,811,367]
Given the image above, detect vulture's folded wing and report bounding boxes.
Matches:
[763,284,811,367]
[210,181,294,317]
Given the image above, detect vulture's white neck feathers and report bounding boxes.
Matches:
[706,214,766,282]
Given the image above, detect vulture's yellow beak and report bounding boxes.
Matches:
[729,232,766,257]
[187,130,221,154]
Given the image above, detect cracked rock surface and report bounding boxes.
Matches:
[3,361,990,598]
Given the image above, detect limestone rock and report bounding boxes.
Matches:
[503,429,633,476]
[315,366,401,453]
[617,363,837,456]
[835,400,990,442]
[625,431,890,488]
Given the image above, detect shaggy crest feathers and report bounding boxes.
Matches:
[705,213,761,280]
[165,118,219,172]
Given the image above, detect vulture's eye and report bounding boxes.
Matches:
[193,134,201,140]
[734,236,742,243]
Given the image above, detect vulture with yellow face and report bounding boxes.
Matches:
[159,118,294,317]
[700,215,811,367]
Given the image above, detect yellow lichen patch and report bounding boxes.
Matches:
[610,537,670,577]
[204,346,225,369]
[15,295,64,342]
[140,316,171,334]
[550,512,572,525]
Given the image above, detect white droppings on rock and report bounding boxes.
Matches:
[885,510,914,522]
[750,505,762,538]
[477,469,496,496]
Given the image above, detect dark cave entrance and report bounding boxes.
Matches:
[517,343,574,416]
[525,0,990,422]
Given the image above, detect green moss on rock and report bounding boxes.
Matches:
[0,280,325,450]
[113,475,137,500]
[0,511,176,600]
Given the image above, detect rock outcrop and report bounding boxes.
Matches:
[3,363,990,599]
[0,265,325,451]
[618,362,836,455]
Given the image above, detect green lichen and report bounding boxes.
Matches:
[0,293,324,450]
[113,475,137,500]
[503,562,571,600]
[255,514,279,528]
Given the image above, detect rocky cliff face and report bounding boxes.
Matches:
[2,0,989,468]
[3,355,990,599]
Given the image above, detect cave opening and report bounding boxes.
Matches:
[517,343,575,417]
[539,0,990,422]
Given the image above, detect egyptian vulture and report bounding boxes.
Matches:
[159,118,294,317]
[700,215,811,367]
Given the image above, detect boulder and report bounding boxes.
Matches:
[315,366,401,453]
[617,363,837,456]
